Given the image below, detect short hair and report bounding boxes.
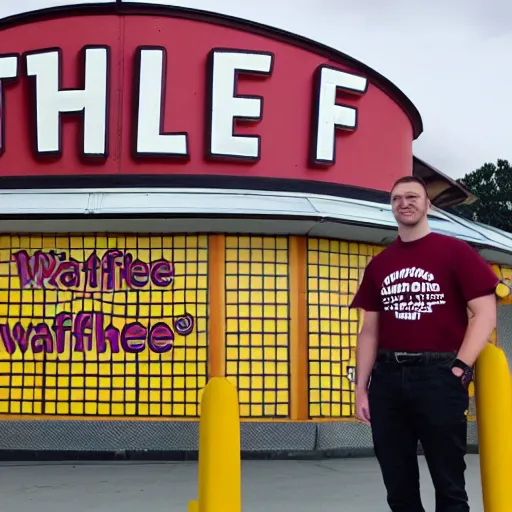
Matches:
[390,176,428,196]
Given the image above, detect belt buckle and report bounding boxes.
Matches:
[394,351,422,364]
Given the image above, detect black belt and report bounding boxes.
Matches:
[376,350,456,366]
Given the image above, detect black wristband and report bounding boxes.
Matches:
[451,358,474,387]
[451,358,472,372]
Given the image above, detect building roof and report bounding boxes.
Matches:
[0,187,509,266]
[413,156,477,208]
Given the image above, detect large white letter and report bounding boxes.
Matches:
[207,49,273,161]
[25,46,109,158]
[134,47,188,158]
[0,54,18,155]
[310,65,367,167]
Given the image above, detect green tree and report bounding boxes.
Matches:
[451,159,512,233]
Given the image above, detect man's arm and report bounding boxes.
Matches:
[355,311,379,391]
[456,293,497,368]
[448,239,499,370]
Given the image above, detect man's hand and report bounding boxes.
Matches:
[355,387,371,425]
[452,366,464,378]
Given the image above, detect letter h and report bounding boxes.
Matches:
[24,46,109,159]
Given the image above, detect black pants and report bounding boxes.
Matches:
[368,356,470,512]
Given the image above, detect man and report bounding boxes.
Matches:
[350,176,498,512]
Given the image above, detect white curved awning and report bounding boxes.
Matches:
[0,187,510,266]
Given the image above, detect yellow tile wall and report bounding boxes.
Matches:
[494,264,512,285]
[0,232,507,421]
[307,238,383,418]
[224,236,290,417]
[0,234,208,417]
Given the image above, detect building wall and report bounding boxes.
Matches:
[0,232,509,452]
[306,238,383,417]
[0,233,208,418]
[224,235,291,418]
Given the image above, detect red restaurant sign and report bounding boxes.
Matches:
[0,4,422,191]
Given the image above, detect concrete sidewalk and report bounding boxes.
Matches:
[0,454,483,511]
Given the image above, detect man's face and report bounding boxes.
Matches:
[390,182,430,227]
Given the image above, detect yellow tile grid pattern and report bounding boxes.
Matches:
[225,236,290,418]
[307,238,384,418]
[0,234,208,417]
[494,265,512,281]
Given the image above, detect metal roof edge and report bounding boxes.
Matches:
[0,188,509,264]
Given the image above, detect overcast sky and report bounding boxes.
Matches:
[3,0,511,179]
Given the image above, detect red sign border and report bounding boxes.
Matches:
[0,3,423,198]
[0,2,423,139]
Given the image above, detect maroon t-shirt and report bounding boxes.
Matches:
[350,232,499,352]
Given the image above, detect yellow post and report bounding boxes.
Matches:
[188,377,242,512]
[496,279,512,305]
[475,343,512,511]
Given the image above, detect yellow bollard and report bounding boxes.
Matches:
[496,280,512,305]
[475,344,512,512]
[495,282,510,299]
[188,377,242,512]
